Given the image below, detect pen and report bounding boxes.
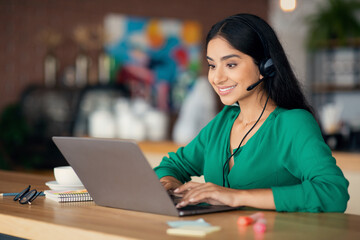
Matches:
[237,212,264,226]
[1,192,45,197]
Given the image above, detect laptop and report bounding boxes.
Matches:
[52,137,239,216]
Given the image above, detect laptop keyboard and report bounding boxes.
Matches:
[178,204,212,210]
[167,191,214,210]
[168,192,182,204]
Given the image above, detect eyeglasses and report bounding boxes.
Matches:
[13,185,43,205]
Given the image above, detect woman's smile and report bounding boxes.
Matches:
[218,84,238,95]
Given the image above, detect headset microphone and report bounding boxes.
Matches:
[246,77,265,91]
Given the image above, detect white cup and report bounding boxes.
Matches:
[54,166,83,186]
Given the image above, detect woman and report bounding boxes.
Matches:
[154,13,349,212]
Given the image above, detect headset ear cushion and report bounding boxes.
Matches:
[259,58,275,78]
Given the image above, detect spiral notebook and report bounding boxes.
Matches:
[44,189,93,203]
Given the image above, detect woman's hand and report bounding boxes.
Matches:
[160,176,183,191]
[174,181,242,208]
[161,178,276,210]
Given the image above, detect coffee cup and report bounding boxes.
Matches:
[54,166,83,186]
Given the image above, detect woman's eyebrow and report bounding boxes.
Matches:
[206,56,214,61]
[206,54,241,61]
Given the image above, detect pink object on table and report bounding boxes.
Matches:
[237,212,264,226]
[253,218,267,233]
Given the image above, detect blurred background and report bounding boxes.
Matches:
[0,0,360,171]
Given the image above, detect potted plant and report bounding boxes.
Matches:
[306,0,360,49]
[306,0,360,88]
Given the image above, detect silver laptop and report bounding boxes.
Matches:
[52,137,239,216]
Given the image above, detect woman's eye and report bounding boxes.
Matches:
[227,63,237,68]
[208,64,215,69]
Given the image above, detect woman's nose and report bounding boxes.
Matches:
[211,67,227,84]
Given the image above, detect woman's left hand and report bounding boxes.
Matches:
[174,181,242,208]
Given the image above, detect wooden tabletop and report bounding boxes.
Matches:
[333,151,360,172]
[0,170,360,240]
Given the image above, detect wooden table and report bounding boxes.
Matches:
[0,170,360,240]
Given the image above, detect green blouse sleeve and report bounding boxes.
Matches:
[154,109,219,183]
[153,137,205,183]
[271,110,349,212]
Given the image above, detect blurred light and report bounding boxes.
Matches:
[280,0,296,12]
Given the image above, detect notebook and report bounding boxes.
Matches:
[52,137,239,216]
[44,189,93,203]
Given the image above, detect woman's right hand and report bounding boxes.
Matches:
[160,176,182,191]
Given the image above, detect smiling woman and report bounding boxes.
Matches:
[207,39,263,104]
[154,13,350,213]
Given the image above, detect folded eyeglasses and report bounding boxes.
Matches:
[13,185,43,205]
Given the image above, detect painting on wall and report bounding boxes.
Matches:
[104,14,202,111]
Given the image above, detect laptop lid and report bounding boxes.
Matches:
[52,137,238,216]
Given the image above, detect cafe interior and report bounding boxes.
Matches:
[0,0,360,238]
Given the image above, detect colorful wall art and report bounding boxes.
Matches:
[104,14,202,111]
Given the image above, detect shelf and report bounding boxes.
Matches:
[311,84,360,94]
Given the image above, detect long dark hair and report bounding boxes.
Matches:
[206,13,314,115]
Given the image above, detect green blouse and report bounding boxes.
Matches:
[154,105,349,212]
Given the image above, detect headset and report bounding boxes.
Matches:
[222,15,276,187]
[237,16,276,91]
[247,58,275,91]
